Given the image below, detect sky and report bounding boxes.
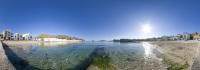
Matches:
[0,0,200,40]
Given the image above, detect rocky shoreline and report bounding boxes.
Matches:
[0,41,15,70]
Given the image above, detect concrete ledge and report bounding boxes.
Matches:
[0,41,15,70]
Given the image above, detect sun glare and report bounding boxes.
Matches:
[142,24,152,33]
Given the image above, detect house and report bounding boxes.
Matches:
[22,33,32,40]
[2,30,14,40]
[182,32,191,40]
[19,34,23,40]
[176,34,183,40]
[0,29,35,41]
[169,36,179,41]
[14,33,23,40]
[14,33,19,40]
[192,32,200,40]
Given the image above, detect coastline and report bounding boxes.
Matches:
[1,40,200,70]
[3,40,82,47]
[150,41,200,70]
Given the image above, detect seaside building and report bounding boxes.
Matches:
[0,29,35,41]
[182,32,191,40]
[192,32,200,40]
[176,34,183,40]
[169,36,179,41]
[22,33,32,40]
[14,33,19,40]
[14,33,23,40]
[19,34,23,40]
[2,30,14,40]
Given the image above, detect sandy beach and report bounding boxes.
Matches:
[151,41,200,70]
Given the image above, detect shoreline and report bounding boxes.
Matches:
[1,40,200,70]
[3,40,82,47]
[3,40,82,42]
[0,41,16,70]
[150,41,200,70]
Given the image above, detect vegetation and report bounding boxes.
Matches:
[162,56,189,70]
[90,47,115,70]
[91,54,111,70]
[37,34,56,38]
[56,35,70,39]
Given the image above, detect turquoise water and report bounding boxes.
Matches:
[6,42,166,70]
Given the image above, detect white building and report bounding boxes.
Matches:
[2,30,14,40]
[14,33,19,40]
[182,32,191,40]
[22,33,32,40]
[14,33,23,40]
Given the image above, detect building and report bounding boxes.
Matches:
[176,34,183,40]
[2,30,14,40]
[0,33,3,40]
[0,29,34,41]
[182,32,191,40]
[14,33,19,40]
[169,36,179,41]
[22,33,32,40]
[19,34,23,40]
[14,33,23,40]
[192,32,200,40]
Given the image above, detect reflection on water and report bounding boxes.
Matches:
[4,42,166,70]
[142,42,152,57]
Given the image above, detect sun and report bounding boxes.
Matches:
[142,24,152,33]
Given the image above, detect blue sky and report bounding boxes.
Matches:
[0,0,200,40]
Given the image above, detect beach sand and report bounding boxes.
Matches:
[151,41,200,70]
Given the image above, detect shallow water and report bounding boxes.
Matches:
[6,42,166,70]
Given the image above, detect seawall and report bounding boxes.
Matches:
[0,41,15,70]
